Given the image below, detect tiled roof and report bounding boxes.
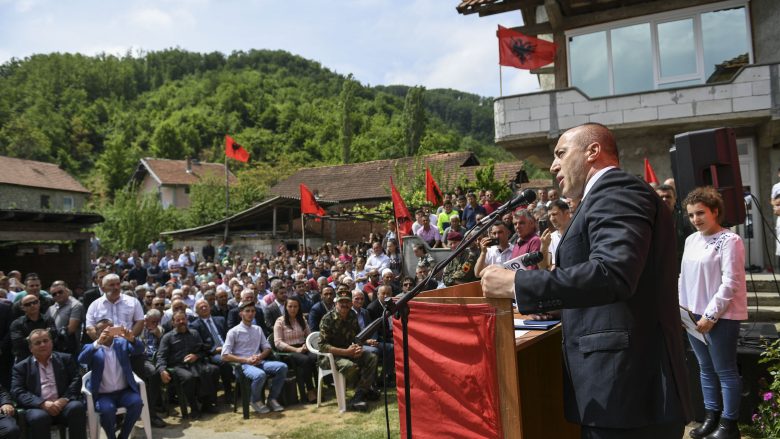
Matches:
[456,0,521,15]
[0,156,90,193]
[134,158,237,186]
[268,152,534,202]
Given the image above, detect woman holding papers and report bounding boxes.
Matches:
[679,186,747,439]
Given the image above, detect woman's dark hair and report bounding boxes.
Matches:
[387,239,399,254]
[283,295,307,329]
[683,186,724,224]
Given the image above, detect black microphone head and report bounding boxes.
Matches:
[509,189,537,209]
[520,251,544,266]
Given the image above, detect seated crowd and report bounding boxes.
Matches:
[0,185,570,438]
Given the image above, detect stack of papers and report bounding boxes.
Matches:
[513,319,560,330]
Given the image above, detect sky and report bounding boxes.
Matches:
[0,0,540,98]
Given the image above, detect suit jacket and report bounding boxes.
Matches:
[0,301,13,388]
[514,169,691,428]
[210,303,233,320]
[263,302,284,331]
[78,337,142,395]
[11,352,83,408]
[189,316,227,354]
[307,301,333,332]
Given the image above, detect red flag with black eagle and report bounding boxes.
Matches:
[497,25,557,70]
[225,135,250,162]
[425,167,443,206]
[300,183,326,220]
[390,178,413,244]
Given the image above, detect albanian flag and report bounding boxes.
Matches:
[644,158,659,185]
[497,25,557,70]
[225,135,250,162]
[300,183,326,218]
[425,167,443,206]
[390,177,413,244]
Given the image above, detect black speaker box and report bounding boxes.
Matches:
[670,127,746,227]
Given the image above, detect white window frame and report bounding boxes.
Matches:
[62,196,74,211]
[566,0,752,97]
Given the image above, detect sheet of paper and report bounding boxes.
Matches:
[514,330,529,338]
[679,306,707,345]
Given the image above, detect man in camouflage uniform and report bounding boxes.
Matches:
[318,290,379,411]
[443,231,479,287]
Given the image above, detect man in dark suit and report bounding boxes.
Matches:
[210,289,233,320]
[190,299,233,401]
[78,319,144,439]
[263,284,287,330]
[482,123,691,439]
[11,329,86,439]
[307,285,335,331]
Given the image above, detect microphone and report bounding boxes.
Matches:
[502,251,544,271]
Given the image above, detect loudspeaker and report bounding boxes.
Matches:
[670,127,746,227]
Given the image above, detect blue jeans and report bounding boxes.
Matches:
[688,317,741,420]
[239,361,288,403]
[95,388,143,439]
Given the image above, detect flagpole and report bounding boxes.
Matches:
[499,65,503,97]
[224,153,230,241]
[301,213,307,260]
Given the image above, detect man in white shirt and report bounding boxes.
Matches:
[474,221,514,277]
[85,274,144,341]
[221,302,288,414]
[545,199,571,268]
[365,242,390,273]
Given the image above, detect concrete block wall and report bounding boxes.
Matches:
[0,185,88,211]
[495,64,776,140]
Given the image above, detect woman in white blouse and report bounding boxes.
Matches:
[679,186,746,439]
[273,296,317,403]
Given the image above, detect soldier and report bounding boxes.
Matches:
[443,231,478,287]
[318,291,378,411]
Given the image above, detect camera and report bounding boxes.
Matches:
[538,219,550,231]
[486,237,499,246]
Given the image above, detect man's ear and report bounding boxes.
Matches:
[585,142,601,163]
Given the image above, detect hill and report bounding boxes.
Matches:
[0,48,507,198]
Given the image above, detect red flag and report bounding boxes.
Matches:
[644,158,659,184]
[300,183,326,219]
[497,25,557,70]
[390,178,413,243]
[225,135,250,162]
[425,168,443,206]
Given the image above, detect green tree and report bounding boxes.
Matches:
[339,74,358,164]
[402,86,426,156]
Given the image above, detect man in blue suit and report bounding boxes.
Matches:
[190,299,233,401]
[11,328,86,439]
[79,319,144,439]
[482,123,691,439]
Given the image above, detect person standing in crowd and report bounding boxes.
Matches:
[679,187,747,439]
[202,239,216,263]
[481,123,690,438]
[10,294,59,362]
[45,281,83,356]
[474,221,513,277]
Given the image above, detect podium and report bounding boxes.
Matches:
[401,281,579,439]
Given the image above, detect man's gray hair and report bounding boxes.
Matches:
[102,273,120,287]
[145,309,162,320]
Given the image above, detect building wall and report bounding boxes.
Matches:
[752,0,780,64]
[0,184,88,211]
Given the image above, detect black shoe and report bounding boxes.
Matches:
[203,403,220,414]
[690,410,719,438]
[365,388,381,401]
[704,418,740,439]
[151,416,167,428]
[349,391,368,412]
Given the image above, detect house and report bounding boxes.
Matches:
[129,157,238,208]
[457,0,780,268]
[0,155,90,211]
[0,155,102,289]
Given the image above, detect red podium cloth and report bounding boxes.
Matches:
[394,301,503,439]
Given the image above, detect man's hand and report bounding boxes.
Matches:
[0,403,14,416]
[160,370,171,384]
[97,328,113,346]
[541,228,552,251]
[183,353,198,363]
[247,354,262,365]
[480,265,516,299]
[40,400,61,416]
[54,398,68,410]
[696,316,716,334]
[346,343,363,358]
[479,237,493,252]
[366,339,379,348]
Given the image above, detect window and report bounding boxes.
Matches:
[40,195,50,209]
[62,196,74,211]
[567,1,751,97]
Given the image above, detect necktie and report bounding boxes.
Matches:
[206,318,223,347]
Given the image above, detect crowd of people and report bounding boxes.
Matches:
[0,146,752,439]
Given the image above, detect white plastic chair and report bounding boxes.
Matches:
[306,331,347,413]
[81,370,153,439]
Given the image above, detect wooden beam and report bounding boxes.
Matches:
[512,22,552,36]
[0,230,90,241]
[562,0,715,30]
[544,0,563,28]
[474,0,529,17]
[530,67,555,75]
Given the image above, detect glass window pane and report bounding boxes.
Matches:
[611,23,653,94]
[657,78,702,89]
[569,31,609,97]
[702,7,749,83]
[657,18,697,78]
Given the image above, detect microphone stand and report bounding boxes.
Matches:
[355,193,531,439]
